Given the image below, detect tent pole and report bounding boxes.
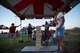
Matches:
[19,20,23,42]
[20,20,22,40]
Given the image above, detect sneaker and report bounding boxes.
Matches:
[60,46,62,51]
[54,52,58,53]
[57,48,61,53]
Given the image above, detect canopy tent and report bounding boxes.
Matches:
[0,0,80,20]
[0,25,8,29]
[0,0,79,42]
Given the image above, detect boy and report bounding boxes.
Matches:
[51,7,65,53]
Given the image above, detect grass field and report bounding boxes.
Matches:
[0,33,80,53]
[63,33,80,53]
[64,33,80,41]
[0,36,36,53]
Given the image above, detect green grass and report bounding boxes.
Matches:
[0,36,36,53]
[63,33,80,53]
[0,33,80,53]
[64,33,80,41]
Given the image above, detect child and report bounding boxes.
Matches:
[41,31,50,46]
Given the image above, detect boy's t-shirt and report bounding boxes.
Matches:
[56,12,64,28]
[54,12,65,36]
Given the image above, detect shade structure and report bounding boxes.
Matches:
[0,0,79,20]
[0,25,8,29]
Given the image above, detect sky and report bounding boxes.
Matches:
[0,3,80,31]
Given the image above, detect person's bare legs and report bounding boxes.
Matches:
[27,34,29,41]
[60,36,64,53]
[29,34,32,42]
[9,33,13,45]
[56,37,60,49]
[56,36,64,53]
[11,35,16,45]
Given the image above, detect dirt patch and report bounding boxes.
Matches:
[63,41,80,53]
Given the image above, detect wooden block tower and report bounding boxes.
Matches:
[36,26,42,47]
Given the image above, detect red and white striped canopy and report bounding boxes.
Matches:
[0,0,79,20]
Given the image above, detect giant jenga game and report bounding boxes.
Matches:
[36,26,42,47]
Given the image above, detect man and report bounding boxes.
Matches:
[9,23,21,45]
[27,23,33,42]
[51,7,65,53]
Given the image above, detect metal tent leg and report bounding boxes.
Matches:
[19,20,23,43]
